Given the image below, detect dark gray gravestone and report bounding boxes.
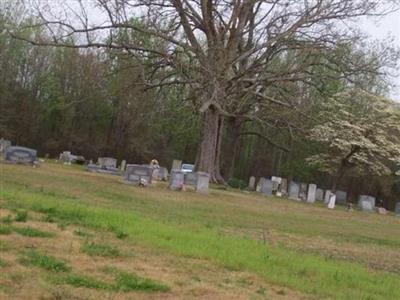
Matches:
[158,167,169,181]
[299,183,308,201]
[184,172,197,186]
[336,190,347,204]
[306,184,317,203]
[289,182,300,200]
[98,157,117,169]
[316,188,324,201]
[261,179,273,196]
[196,172,210,193]
[5,146,37,164]
[124,164,153,185]
[358,195,375,212]
[169,170,185,190]
[395,202,400,216]
[256,177,266,193]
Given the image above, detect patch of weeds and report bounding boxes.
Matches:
[0,225,12,235]
[81,242,120,257]
[2,215,13,225]
[0,240,10,251]
[42,214,56,223]
[256,287,266,295]
[73,229,93,238]
[104,266,170,292]
[13,226,55,238]
[277,289,286,295]
[14,210,28,222]
[57,221,68,230]
[0,257,9,267]
[19,249,71,272]
[115,230,128,240]
[54,273,109,290]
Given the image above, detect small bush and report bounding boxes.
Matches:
[0,225,12,235]
[20,250,71,272]
[227,178,247,190]
[115,230,128,240]
[81,242,120,257]
[14,210,28,222]
[13,226,55,238]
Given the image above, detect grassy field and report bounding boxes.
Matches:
[0,162,399,299]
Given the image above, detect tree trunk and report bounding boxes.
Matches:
[221,117,242,180]
[197,106,225,183]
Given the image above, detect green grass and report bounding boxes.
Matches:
[81,242,120,257]
[54,273,109,290]
[19,249,71,272]
[0,258,9,267]
[73,229,93,238]
[13,226,55,238]
[1,163,400,299]
[0,225,12,235]
[1,215,13,225]
[14,210,28,222]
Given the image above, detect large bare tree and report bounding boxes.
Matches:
[12,0,398,182]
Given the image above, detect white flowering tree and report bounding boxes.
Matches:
[307,89,400,200]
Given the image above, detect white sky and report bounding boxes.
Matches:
[362,10,400,101]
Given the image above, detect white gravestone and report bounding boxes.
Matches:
[271,176,282,194]
[196,172,210,193]
[120,160,127,171]
[327,192,336,209]
[280,178,288,197]
[248,176,256,190]
[324,190,332,204]
[289,182,300,200]
[358,195,376,212]
[306,184,317,203]
[261,179,273,196]
[171,159,182,172]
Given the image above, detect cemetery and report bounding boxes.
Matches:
[1,1,400,299]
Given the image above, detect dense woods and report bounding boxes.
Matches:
[1,1,400,208]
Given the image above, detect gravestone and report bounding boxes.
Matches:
[324,190,332,204]
[248,176,256,190]
[120,160,127,171]
[158,167,169,181]
[184,172,197,186]
[261,179,273,196]
[5,146,37,165]
[280,178,288,197]
[327,192,336,209]
[124,164,153,185]
[358,195,375,212]
[98,157,117,169]
[316,188,324,201]
[306,184,317,203]
[169,170,185,190]
[152,168,160,181]
[395,202,400,216]
[336,190,347,204]
[299,183,308,201]
[288,182,300,200]
[256,177,266,193]
[271,176,282,194]
[196,172,210,193]
[171,159,182,172]
[0,138,11,155]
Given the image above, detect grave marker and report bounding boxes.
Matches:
[171,159,182,172]
[307,184,317,203]
[248,176,256,190]
[196,172,210,193]
[336,190,347,204]
[299,183,308,201]
[358,195,375,212]
[261,179,273,196]
[280,178,288,197]
[169,170,185,190]
[256,178,266,193]
[124,164,153,186]
[316,188,324,201]
[289,182,300,200]
[120,160,127,171]
[5,146,37,165]
[395,202,400,216]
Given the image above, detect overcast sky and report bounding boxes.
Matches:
[362,10,400,101]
